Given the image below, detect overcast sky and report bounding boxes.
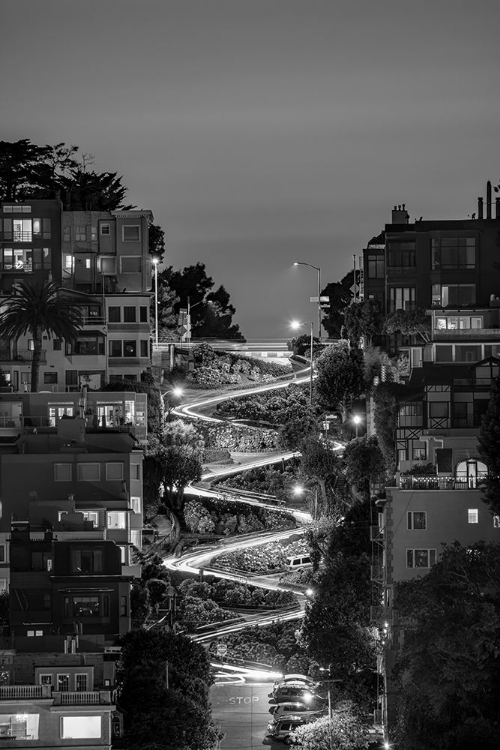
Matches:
[2,0,499,339]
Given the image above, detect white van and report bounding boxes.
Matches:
[286,554,312,570]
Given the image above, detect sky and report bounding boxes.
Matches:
[1,0,500,339]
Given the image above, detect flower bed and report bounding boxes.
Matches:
[183,498,296,536]
[213,539,310,574]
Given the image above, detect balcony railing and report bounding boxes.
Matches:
[433,328,500,340]
[0,349,46,362]
[54,690,112,705]
[399,473,488,490]
[0,416,21,428]
[0,685,51,699]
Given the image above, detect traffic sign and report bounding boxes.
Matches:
[216,643,228,657]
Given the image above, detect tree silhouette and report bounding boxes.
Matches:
[0,281,82,392]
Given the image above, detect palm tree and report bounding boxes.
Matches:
[0,281,83,392]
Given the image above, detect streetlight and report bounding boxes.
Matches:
[152,258,159,347]
[291,320,314,404]
[294,261,322,341]
[352,414,362,438]
[163,386,183,421]
[293,484,318,519]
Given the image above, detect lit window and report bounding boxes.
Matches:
[468,509,479,524]
[131,496,141,513]
[493,516,500,528]
[61,716,101,739]
[130,530,141,547]
[107,511,126,529]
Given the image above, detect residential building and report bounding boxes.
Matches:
[0,200,154,390]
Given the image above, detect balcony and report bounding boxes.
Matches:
[53,690,112,705]
[433,328,500,341]
[0,685,51,700]
[399,474,488,490]
[0,349,46,363]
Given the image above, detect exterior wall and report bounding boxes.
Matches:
[387,487,500,583]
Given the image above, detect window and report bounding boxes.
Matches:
[44,372,58,384]
[54,463,72,481]
[109,340,122,357]
[63,225,71,241]
[436,448,453,473]
[71,548,103,574]
[131,464,141,480]
[106,462,124,480]
[122,225,140,241]
[406,549,437,568]
[65,370,78,386]
[75,674,88,692]
[40,674,52,686]
[140,306,148,322]
[455,345,481,363]
[75,226,86,242]
[123,340,136,357]
[120,596,128,616]
[388,287,415,313]
[57,674,70,692]
[49,405,74,425]
[130,529,142,547]
[79,511,99,527]
[131,496,141,513]
[140,340,148,357]
[118,545,127,563]
[53,339,61,351]
[431,237,476,269]
[0,545,6,563]
[65,595,100,617]
[387,241,416,268]
[77,463,100,481]
[108,306,121,322]
[407,511,427,530]
[121,256,141,273]
[100,256,116,274]
[124,306,136,322]
[432,284,476,307]
[91,226,97,241]
[468,509,479,524]
[493,516,500,528]
[13,218,32,241]
[42,218,51,239]
[367,254,384,279]
[64,254,74,272]
[61,716,101,739]
[429,402,449,418]
[0,579,7,593]
[412,446,426,461]
[100,223,110,235]
[107,511,126,529]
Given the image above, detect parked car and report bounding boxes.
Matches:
[271,684,325,707]
[269,701,325,722]
[273,673,318,691]
[267,715,308,744]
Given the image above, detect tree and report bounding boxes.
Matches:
[300,438,343,517]
[0,281,82,392]
[277,411,320,451]
[148,221,166,263]
[344,298,383,347]
[372,381,408,476]
[315,343,365,421]
[162,263,245,340]
[59,168,132,210]
[151,281,180,340]
[392,541,500,750]
[155,420,204,512]
[321,272,356,339]
[478,374,500,515]
[383,308,431,343]
[343,436,386,497]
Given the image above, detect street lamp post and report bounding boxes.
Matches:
[291,320,314,403]
[352,414,362,438]
[294,261,322,341]
[153,258,159,347]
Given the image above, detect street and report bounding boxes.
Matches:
[211,681,287,749]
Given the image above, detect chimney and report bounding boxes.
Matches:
[391,204,410,225]
[478,197,484,219]
[487,181,492,219]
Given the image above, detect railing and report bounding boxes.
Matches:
[0,349,46,362]
[0,417,21,428]
[54,690,112,705]
[399,473,488,490]
[0,685,51,699]
[81,316,106,326]
[433,328,500,340]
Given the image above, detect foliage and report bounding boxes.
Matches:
[195,420,278,452]
[344,298,383,347]
[183,497,295,536]
[153,281,180,338]
[148,221,166,263]
[161,262,245,340]
[290,333,319,356]
[321,272,356,339]
[291,701,370,749]
[343,436,386,496]
[371,381,407,476]
[300,438,342,515]
[400,461,436,476]
[213,462,301,501]
[277,411,320,451]
[117,629,218,750]
[217,383,309,425]
[0,281,82,392]
[392,541,500,749]
[478,374,500,515]
[383,307,431,343]
[315,343,366,419]
[214,540,309,574]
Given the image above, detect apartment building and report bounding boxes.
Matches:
[0,200,154,390]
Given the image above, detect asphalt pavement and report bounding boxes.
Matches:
[211,681,286,749]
